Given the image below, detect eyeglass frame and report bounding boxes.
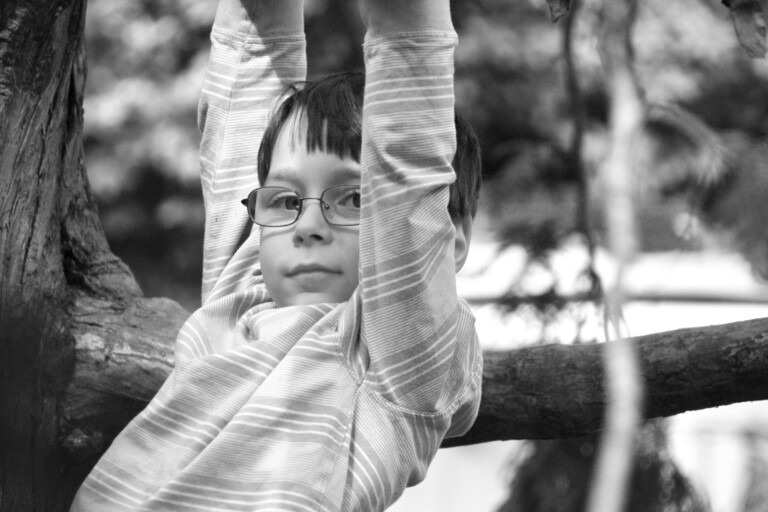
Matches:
[241,184,362,227]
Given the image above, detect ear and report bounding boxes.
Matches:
[453,216,473,273]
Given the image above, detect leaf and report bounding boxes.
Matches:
[545,0,571,23]
[726,0,767,58]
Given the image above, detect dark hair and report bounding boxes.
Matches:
[257,72,482,220]
[450,111,482,220]
[258,72,364,185]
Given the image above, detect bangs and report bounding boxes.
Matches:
[258,73,364,184]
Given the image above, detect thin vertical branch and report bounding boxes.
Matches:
[586,1,645,511]
[563,0,603,307]
[564,0,587,241]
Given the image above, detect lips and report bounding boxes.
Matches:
[286,264,339,277]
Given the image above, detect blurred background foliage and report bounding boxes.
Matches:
[83,0,768,313]
[82,1,768,509]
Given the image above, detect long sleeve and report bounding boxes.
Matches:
[355,31,481,419]
[198,3,306,304]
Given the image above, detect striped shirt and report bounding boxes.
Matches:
[71,12,482,512]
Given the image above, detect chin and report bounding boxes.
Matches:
[278,291,349,307]
[268,278,358,307]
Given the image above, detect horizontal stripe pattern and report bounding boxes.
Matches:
[71,18,481,512]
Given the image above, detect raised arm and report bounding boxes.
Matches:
[357,0,481,419]
[198,0,305,303]
[359,0,453,39]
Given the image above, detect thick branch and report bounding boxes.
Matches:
[60,293,188,460]
[61,311,768,455]
[447,315,768,446]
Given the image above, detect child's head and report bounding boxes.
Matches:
[252,72,482,306]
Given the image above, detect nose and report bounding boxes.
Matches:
[292,199,332,244]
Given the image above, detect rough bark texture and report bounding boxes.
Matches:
[1,2,88,509]
[61,296,187,462]
[0,1,185,509]
[448,316,768,446]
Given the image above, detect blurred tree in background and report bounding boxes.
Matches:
[84,0,768,312]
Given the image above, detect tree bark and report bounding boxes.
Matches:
[1,1,89,509]
[60,311,768,451]
[449,316,768,446]
[0,1,183,509]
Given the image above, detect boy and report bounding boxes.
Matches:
[71,0,482,510]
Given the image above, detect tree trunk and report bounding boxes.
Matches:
[0,2,183,509]
[1,2,89,508]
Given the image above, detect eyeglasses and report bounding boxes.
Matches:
[241,185,361,227]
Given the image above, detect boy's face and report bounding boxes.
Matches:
[259,122,361,307]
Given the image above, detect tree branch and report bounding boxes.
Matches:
[60,309,768,455]
[60,293,187,461]
[447,315,768,446]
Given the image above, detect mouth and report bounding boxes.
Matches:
[286,264,339,277]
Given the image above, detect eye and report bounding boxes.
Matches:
[338,188,361,209]
[268,192,301,211]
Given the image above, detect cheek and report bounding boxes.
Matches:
[259,230,286,300]
[341,233,361,284]
[259,231,277,271]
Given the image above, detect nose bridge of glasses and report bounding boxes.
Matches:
[301,196,330,210]
[296,196,332,226]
